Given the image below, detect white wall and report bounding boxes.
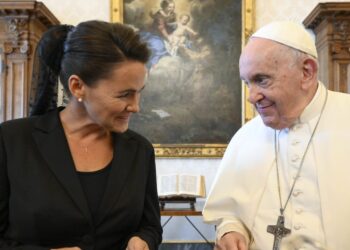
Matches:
[40,0,350,242]
[255,0,350,29]
[40,0,110,25]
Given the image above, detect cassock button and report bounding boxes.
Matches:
[292,139,300,146]
[293,190,302,197]
[294,124,302,130]
[292,174,300,180]
[291,155,300,162]
[296,208,303,214]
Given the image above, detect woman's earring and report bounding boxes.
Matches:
[78,97,83,102]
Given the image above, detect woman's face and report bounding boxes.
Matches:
[165,3,175,14]
[81,60,147,133]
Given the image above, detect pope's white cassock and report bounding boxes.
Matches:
[203,82,350,250]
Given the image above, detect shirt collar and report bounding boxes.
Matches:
[296,81,326,124]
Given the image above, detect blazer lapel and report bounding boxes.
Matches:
[95,131,138,225]
[32,109,92,224]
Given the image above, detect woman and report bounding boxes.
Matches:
[149,0,177,41]
[0,20,162,250]
[141,0,177,68]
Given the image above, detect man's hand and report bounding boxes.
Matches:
[215,231,248,250]
[126,236,149,250]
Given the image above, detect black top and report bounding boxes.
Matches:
[77,162,112,224]
[0,108,162,250]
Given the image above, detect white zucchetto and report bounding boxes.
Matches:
[251,21,318,58]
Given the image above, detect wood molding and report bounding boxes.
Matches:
[304,2,350,94]
[0,0,59,122]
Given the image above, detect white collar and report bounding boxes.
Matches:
[296,82,326,124]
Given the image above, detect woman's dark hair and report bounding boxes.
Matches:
[29,20,150,116]
[160,0,174,10]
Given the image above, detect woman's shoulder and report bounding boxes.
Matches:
[123,129,154,150]
[0,116,41,143]
[0,116,38,131]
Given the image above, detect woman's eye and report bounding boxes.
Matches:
[117,92,130,98]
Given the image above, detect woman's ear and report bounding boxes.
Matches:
[301,58,318,90]
[68,75,85,100]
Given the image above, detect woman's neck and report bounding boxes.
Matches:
[60,102,109,140]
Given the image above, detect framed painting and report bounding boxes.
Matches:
[111,0,255,157]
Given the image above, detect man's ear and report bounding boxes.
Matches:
[68,75,85,99]
[301,58,318,90]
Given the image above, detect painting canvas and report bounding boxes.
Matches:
[113,0,250,157]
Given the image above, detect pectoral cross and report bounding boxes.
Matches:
[267,215,291,250]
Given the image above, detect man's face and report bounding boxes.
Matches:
[239,38,306,129]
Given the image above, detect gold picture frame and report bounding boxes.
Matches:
[111,0,255,158]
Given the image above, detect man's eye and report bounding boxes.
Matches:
[256,78,268,86]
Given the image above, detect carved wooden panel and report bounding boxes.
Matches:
[0,0,59,122]
[304,2,350,94]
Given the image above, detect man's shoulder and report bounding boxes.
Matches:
[327,90,350,116]
[237,115,267,135]
[329,90,350,102]
[227,115,270,146]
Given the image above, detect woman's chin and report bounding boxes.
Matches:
[111,124,129,134]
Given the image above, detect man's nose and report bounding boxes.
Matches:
[247,84,263,104]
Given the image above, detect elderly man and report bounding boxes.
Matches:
[203,21,350,250]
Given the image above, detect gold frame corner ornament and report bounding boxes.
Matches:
[111,0,255,158]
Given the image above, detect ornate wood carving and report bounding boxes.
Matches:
[304,3,350,93]
[0,0,59,122]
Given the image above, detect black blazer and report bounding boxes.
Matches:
[0,108,162,250]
